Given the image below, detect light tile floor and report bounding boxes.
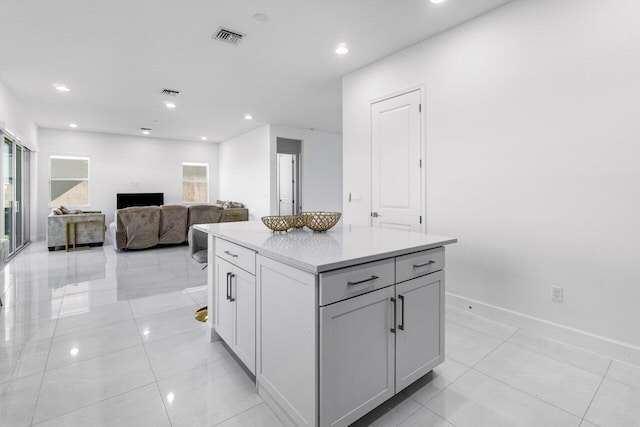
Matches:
[1,242,638,426]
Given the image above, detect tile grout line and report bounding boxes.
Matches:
[504,332,613,377]
[404,322,520,421]
[29,294,151,425]
[470,364,592,421]
[424,327,573,424]
[468,327,612,421]
[446,316,517,341]
[28,281,66,426]
[471,327,594,420]
[580,358,613,425]
[128,299,175,427]
[29,382,157,426]
[211,402,266,426]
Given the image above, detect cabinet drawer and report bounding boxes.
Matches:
[396,247,444,283]
[215,238,256,275]
[320,259,395,306]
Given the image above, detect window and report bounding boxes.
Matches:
[182,163,208,203]
[49,156,89,207]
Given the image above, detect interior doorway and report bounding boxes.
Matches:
[371,89,423,232]
[276,138,301,215]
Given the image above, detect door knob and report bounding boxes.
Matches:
[371,212,379,218]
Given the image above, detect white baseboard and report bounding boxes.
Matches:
[446,292,640,367]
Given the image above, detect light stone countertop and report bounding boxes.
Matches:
[194,221,457,273]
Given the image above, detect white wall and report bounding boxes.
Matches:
[0,81,38,149]
[218,125,271,219]
[218,124,343,220]
[270,125,342,215]
[0,80,39,242]
[343,0,640,352]
[37,128,219,239]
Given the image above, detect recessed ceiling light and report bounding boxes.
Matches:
[141,128,151,135]
[430,0,447,3]
[335,43,349,55]
[68,123,78,128]
[201,136,208,141]
[54,84,70,92]
[165,102,176,109]
[70,347,79,356]
[253,13,268,22]
[244,114,253,120]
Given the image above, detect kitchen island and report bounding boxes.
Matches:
[194,221,456,427]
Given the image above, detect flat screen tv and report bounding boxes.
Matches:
[117,193,164,210]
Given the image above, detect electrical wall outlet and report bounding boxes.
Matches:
[552,286,563,303]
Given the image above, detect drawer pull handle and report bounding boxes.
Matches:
[224,250,239,258]
[413,260,436,269]
[228,273,236,302]
[398,294,405,331]
[347,275,379,286]
[226,272,232,301]
[390,297,397,334]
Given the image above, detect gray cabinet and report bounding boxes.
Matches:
[319,248,445,426]
[214,241,256,375]
[320,286,396,427]
[395,271,444,391]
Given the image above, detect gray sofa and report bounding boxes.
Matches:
[109,204,248,250]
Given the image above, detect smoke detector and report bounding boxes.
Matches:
[213,27,245,45]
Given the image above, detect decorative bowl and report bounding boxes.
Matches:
[302,211,342,232]
[261,216,293,232]
[288,215,306,229]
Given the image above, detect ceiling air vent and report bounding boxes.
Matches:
[160,89,180,97]
[213,27,245,45]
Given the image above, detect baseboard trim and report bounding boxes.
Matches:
[446,292,640,366]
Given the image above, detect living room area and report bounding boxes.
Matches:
[3,0,640,426]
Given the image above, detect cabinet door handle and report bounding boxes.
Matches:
[347,275,379,286]
[224,250,239,258]
[390,297,397,334]
[226,272,232,300]
[413,260,436,269]
[229,273,236,302]
[398,294,405,331]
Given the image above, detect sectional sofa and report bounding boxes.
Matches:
[109,204,248,250]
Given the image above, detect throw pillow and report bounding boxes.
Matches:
[59,206,70,214]
[230,202,243,208]
[51,208,63,215]
[222,201,232,209]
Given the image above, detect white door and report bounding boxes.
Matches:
[231,266,256,374]
[320,286,396,427]
[395,271,443,392]
[371,90,422,231]
[278,153,296,215]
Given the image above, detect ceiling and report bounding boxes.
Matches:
[0,0,514,142]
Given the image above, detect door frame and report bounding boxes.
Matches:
[276,152,300,216]
[0,130,30,257]
[369,84,427,233]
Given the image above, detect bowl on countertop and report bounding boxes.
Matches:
[289,215,306,229]
[261,216,293,232]
[301,211,341,232]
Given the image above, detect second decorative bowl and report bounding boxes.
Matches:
[289,215,306,229]
[261,216,293,232]
[302,211,342,232]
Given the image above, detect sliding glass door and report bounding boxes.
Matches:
[2,134,29,256]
